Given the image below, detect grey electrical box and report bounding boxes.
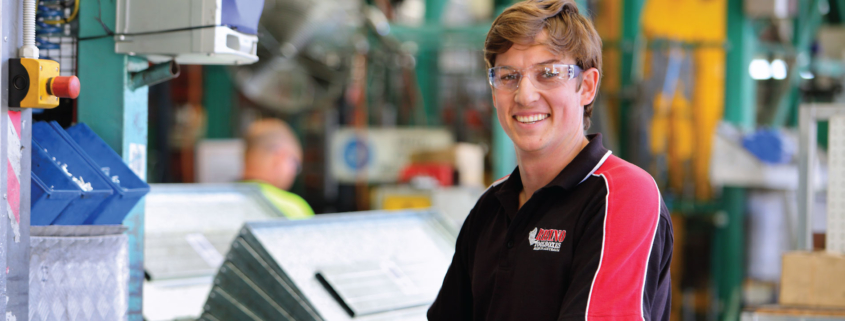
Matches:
[115,0,263,65]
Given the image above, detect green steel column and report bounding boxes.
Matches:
[838,0,845,21]
[204,66,235,138]
[618,0,645,160]
[415,49,439,126]
[725,0,757,131]
[492,114,516,179]
[77,1,148,319]
[490,0,515,179]
[713,187,745,321]
[717,1,756,320]
[772,0,823,127]
[413,0,448,126]
[425,0,446,23]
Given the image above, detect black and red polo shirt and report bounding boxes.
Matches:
[428,134,673,321]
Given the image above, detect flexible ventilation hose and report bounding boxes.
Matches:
[21,0,39,58]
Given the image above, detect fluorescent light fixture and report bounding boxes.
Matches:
[771,59,787,80]
[749,59,772,80]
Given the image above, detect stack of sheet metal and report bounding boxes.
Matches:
[201,210,457,321]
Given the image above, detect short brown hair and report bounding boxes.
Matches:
[484,0,602,130]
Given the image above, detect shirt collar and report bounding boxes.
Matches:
[497,133,611,196]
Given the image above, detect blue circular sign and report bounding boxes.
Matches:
[343,138,371,170]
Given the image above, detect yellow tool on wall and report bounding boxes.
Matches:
[641,0,726,200]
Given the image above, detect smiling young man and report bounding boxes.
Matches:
[427,1,673,320]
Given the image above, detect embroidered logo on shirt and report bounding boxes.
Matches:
[528,227,566,252]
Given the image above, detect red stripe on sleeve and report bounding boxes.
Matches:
[586,155,661,320]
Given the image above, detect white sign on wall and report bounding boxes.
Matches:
[330,128,454,183]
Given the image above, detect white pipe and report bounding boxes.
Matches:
[20,0,39,59]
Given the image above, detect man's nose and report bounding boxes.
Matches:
[514,75,540,106]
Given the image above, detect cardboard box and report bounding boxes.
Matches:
[780,251,845,308]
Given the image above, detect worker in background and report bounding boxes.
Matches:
[242,118,314,219]
[427,0,673,320]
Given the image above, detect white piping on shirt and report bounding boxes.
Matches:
[579,150,612,185]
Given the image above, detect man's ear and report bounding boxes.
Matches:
[491,88,498,109]
[579,68,600,106]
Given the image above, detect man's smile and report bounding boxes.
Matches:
[513,113,550,124]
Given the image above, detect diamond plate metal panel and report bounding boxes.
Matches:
[29,233,129,321]
[829,115,845,254]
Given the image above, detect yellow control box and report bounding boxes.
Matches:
[8,58,79,108]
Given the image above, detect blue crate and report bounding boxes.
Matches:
[30,133,112,225]
[65,123,150,224]
[30,141,82,225]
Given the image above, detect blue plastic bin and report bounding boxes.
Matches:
[31,132,112,225]
[64,123,150,224]
[30,141,82,225]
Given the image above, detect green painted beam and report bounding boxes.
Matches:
[77,1,148,319]
[204,66,235,138]
[389,24,491,50]
[415,0,449,127]
[425,0,447,23]
[772,0,823,127]
[414,50,439,126]
[618,0,645,160]
[838,0,845,22]
[717,1,757,321]
[492,113,516,179]
[713,187,745,321]
[725,0,757,130]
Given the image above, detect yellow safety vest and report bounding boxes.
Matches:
[244,180,314,219]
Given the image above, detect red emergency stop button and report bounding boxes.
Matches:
[47,76,80,99]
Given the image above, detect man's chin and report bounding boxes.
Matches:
[512,140,547,154]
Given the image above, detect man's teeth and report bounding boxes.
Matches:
[515,114,549,123]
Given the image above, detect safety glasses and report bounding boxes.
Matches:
[488,64,582,92]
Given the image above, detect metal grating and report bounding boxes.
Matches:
[36,0,78,76]
[39,35,77,76]
[201,210,457,321]
[828,115,845,254]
